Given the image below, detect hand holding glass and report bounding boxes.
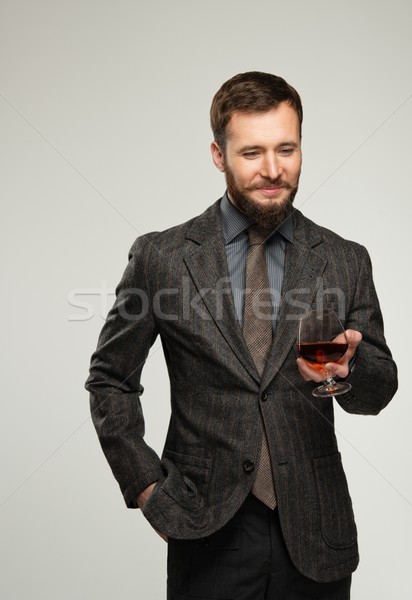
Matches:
[298,309,352,398]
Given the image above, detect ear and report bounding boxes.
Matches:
[210,141,225,172]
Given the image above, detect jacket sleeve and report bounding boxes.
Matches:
[336,245,398,415]
[85,236,164,507]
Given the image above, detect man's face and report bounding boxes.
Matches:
[211,102,302,228]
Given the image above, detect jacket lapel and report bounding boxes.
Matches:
[261,210,328,390]
[183,201,261,385]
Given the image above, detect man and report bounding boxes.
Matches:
[86,72,397,599]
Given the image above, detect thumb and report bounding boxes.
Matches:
[345,329,362,350]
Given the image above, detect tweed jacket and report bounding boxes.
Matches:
[86,199,397,583]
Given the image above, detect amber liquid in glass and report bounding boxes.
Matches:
[298,341,348,369]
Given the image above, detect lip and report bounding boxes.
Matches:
[257,185,284,196]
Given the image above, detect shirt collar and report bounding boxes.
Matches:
[220,191,294,244]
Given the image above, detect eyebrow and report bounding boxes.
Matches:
[238,141,299,153]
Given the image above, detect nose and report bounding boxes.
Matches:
[260,153,282,180]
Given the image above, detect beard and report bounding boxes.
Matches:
[225,166,299,229]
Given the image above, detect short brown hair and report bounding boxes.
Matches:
[210,71,303,149]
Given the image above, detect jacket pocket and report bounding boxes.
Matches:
[312,452,357,549]
[161,449,213,512]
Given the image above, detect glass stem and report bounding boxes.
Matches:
[324,376,337,390]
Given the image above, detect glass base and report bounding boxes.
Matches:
[312,381,352,398]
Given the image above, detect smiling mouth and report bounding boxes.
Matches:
[257,185,284,194]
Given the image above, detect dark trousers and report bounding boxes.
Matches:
[167,495,351,600]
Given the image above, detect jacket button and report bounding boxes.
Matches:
[261,392,268,401]
[243,460,255,473]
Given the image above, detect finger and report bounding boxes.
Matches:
[331,329,362,366]
[345,329,362,349]
[332,329,361,349]
[296,358,327,382]
[324,361,348,378]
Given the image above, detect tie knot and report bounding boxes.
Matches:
[247,224,272,246]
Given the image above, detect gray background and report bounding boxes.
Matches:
[1,0,411,598]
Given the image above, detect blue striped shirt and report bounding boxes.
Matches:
[219,193,294,331]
